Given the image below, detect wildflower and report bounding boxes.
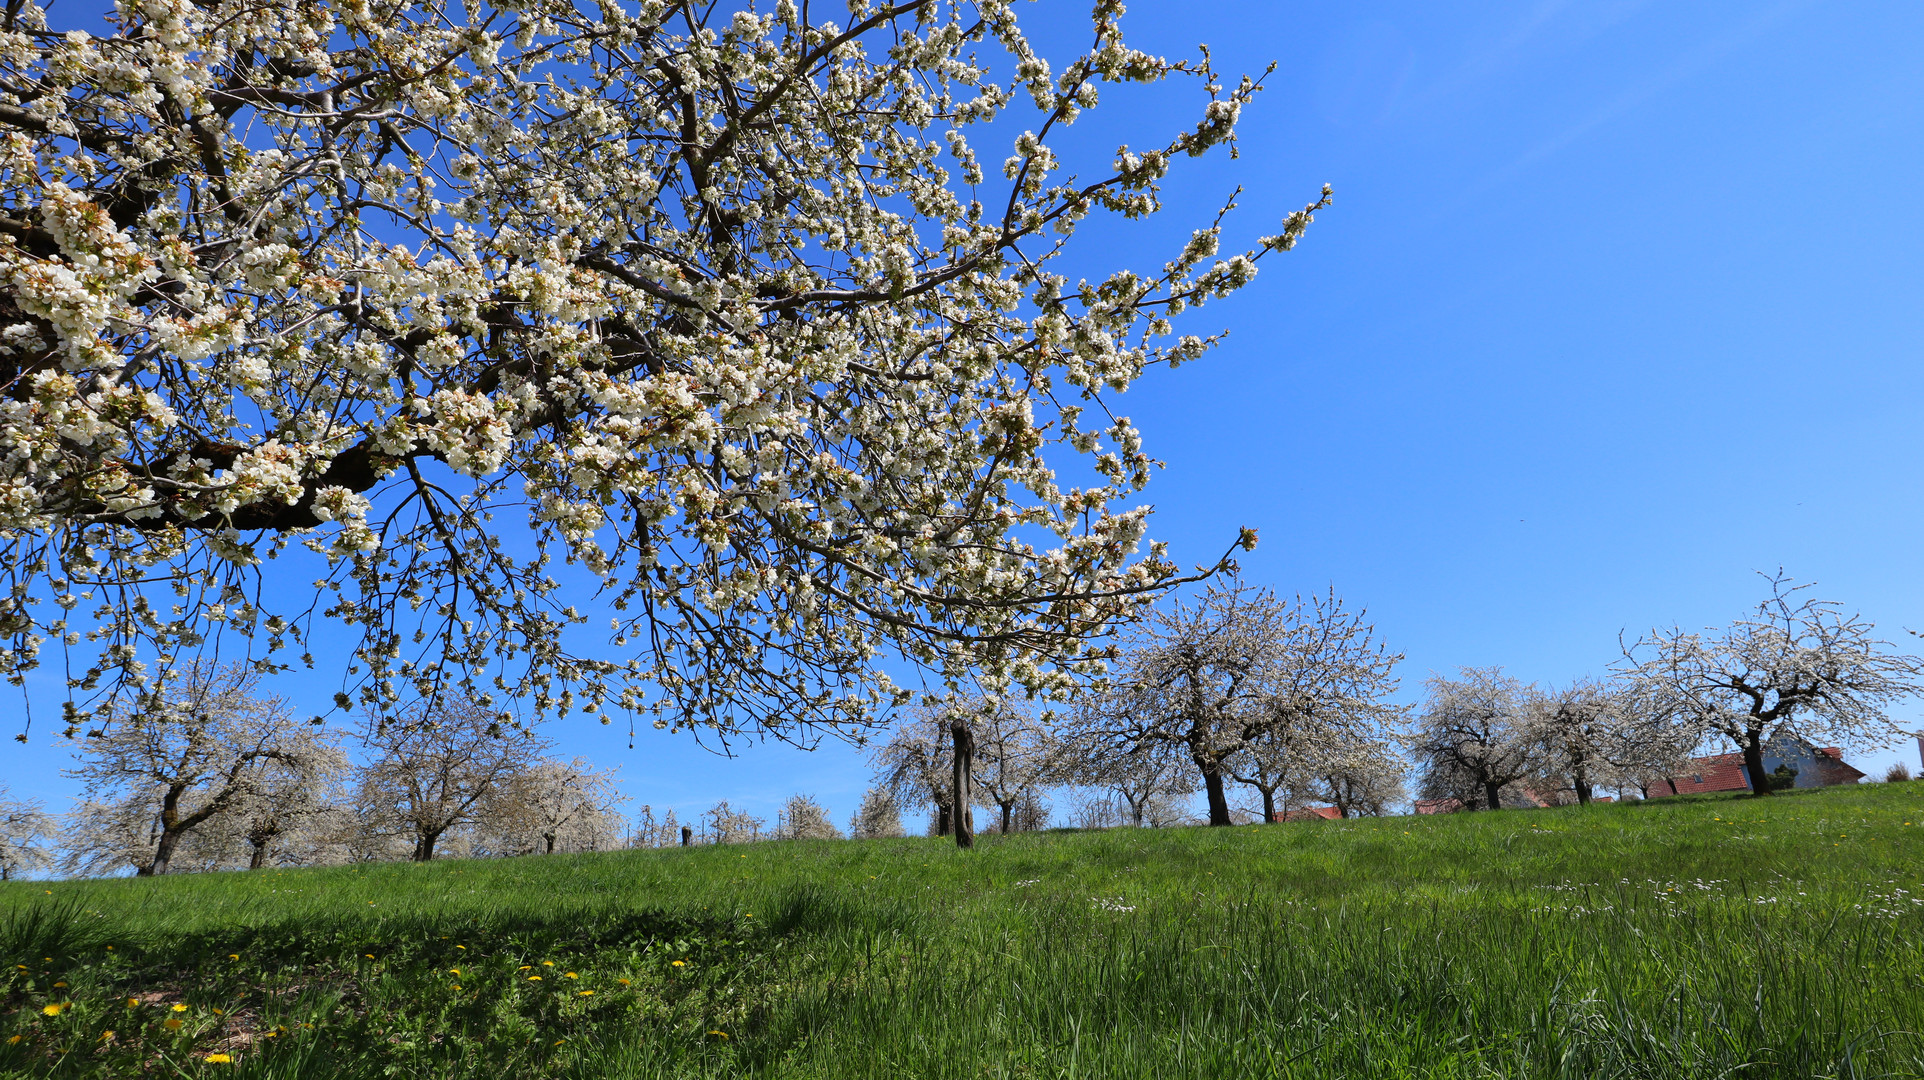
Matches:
[563,972,578,979]
[99,1031,114,1042]
[212,1008,224,1016]
[364,954,376,960]
[164,1018,183,1031]
[205,1053,232,1063]
[42,1003,67,1016]
[542,961,554,967]
[671,960,686,967]
[228,954,239,960]
[126,998,139,1008]
[455,945,466,950]
[578,990,594,996]
[708,1030,730,1039]
[53,981,67,988]
[528,976,542,981]
[172,1004,189,1012]
[517,965,532,971]
[617,978,630,986]
[452,985,462,990]
[7,1035,21,1045]
[450,968,461,975]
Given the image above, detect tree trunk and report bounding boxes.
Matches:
[248,842,269,870]
[144,826,183,876]
[1741,731,1772,795]
[951,720,975,850]
[1573,768,1593,806]
[935,803,951,837]
[415,829,440,862]
[679,825,692,846]
[1202,768,1231,826]
[544,833,556,854]
[1260,787,1276,823]
[1483,780,1503,811]
[999,800,1013,834]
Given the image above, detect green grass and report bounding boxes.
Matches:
[4,783,1923,1079]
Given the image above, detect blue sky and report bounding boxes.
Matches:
[9,0,1924,830]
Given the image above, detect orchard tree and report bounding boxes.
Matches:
[64,663,334,875]
[872,705,956,835]
[0,787,52,879]
[1410,667,1532,812]
[967,697,1058,834]
[1082,582,1400,826]
[629,804,686,849]
[480,756,625,855]
[1057,711,1197,828]
[1623,573,1924,796]
[1305,732,1405,818]
[1519,678,1688,805]
[775,793,843,841]
[355,699,546,861]
[703,800,764,844]
[0,0,1324,742]
[216,734,349,868]
[848,787,906,839]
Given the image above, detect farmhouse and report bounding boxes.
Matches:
[1653,736,1865,797]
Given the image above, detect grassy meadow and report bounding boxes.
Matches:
[3,783,1923,1079]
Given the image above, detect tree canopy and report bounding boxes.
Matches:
[0,0,1323,739]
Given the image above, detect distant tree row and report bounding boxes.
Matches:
[2,666,624,876]
[873,579,1410,838]
[867,571,1924,839]
[1414,573,1924,809]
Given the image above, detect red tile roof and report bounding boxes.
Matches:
[1271,805,1342,822]
[1413,797,1464,815]
[1664,753,1752,795]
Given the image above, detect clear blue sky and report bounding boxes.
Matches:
[9,0,1924,829]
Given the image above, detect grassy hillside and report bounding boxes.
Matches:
[4,783,1923,1079]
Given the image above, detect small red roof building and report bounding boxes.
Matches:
[1269,805,1343,822]
[1651,738,1864,797]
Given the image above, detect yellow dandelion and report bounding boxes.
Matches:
[452,985,462,991]
[449,968,461,976]
[53,981,67,988]
[563,972,578,979]
[617,978,630,986]
[517,965,532,971]
[671,960,685,967]
[708,1030,730,1039]
[205,1052,232,1063]
[554,1040,565,1046]
[7,1035,22,1045]
[212,1008,223,1016]
[527,976,542,981]
[541,961,555,967]
[98,1030,114,1042]
[41,1003,67,1016]
[228,954,239,960]
[172,1004,189,1012]
[364,954,376,960]
[163,1018,183,1031]
[455,945,466,950]
[126,998,139,1008]
[578,990,594,996]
